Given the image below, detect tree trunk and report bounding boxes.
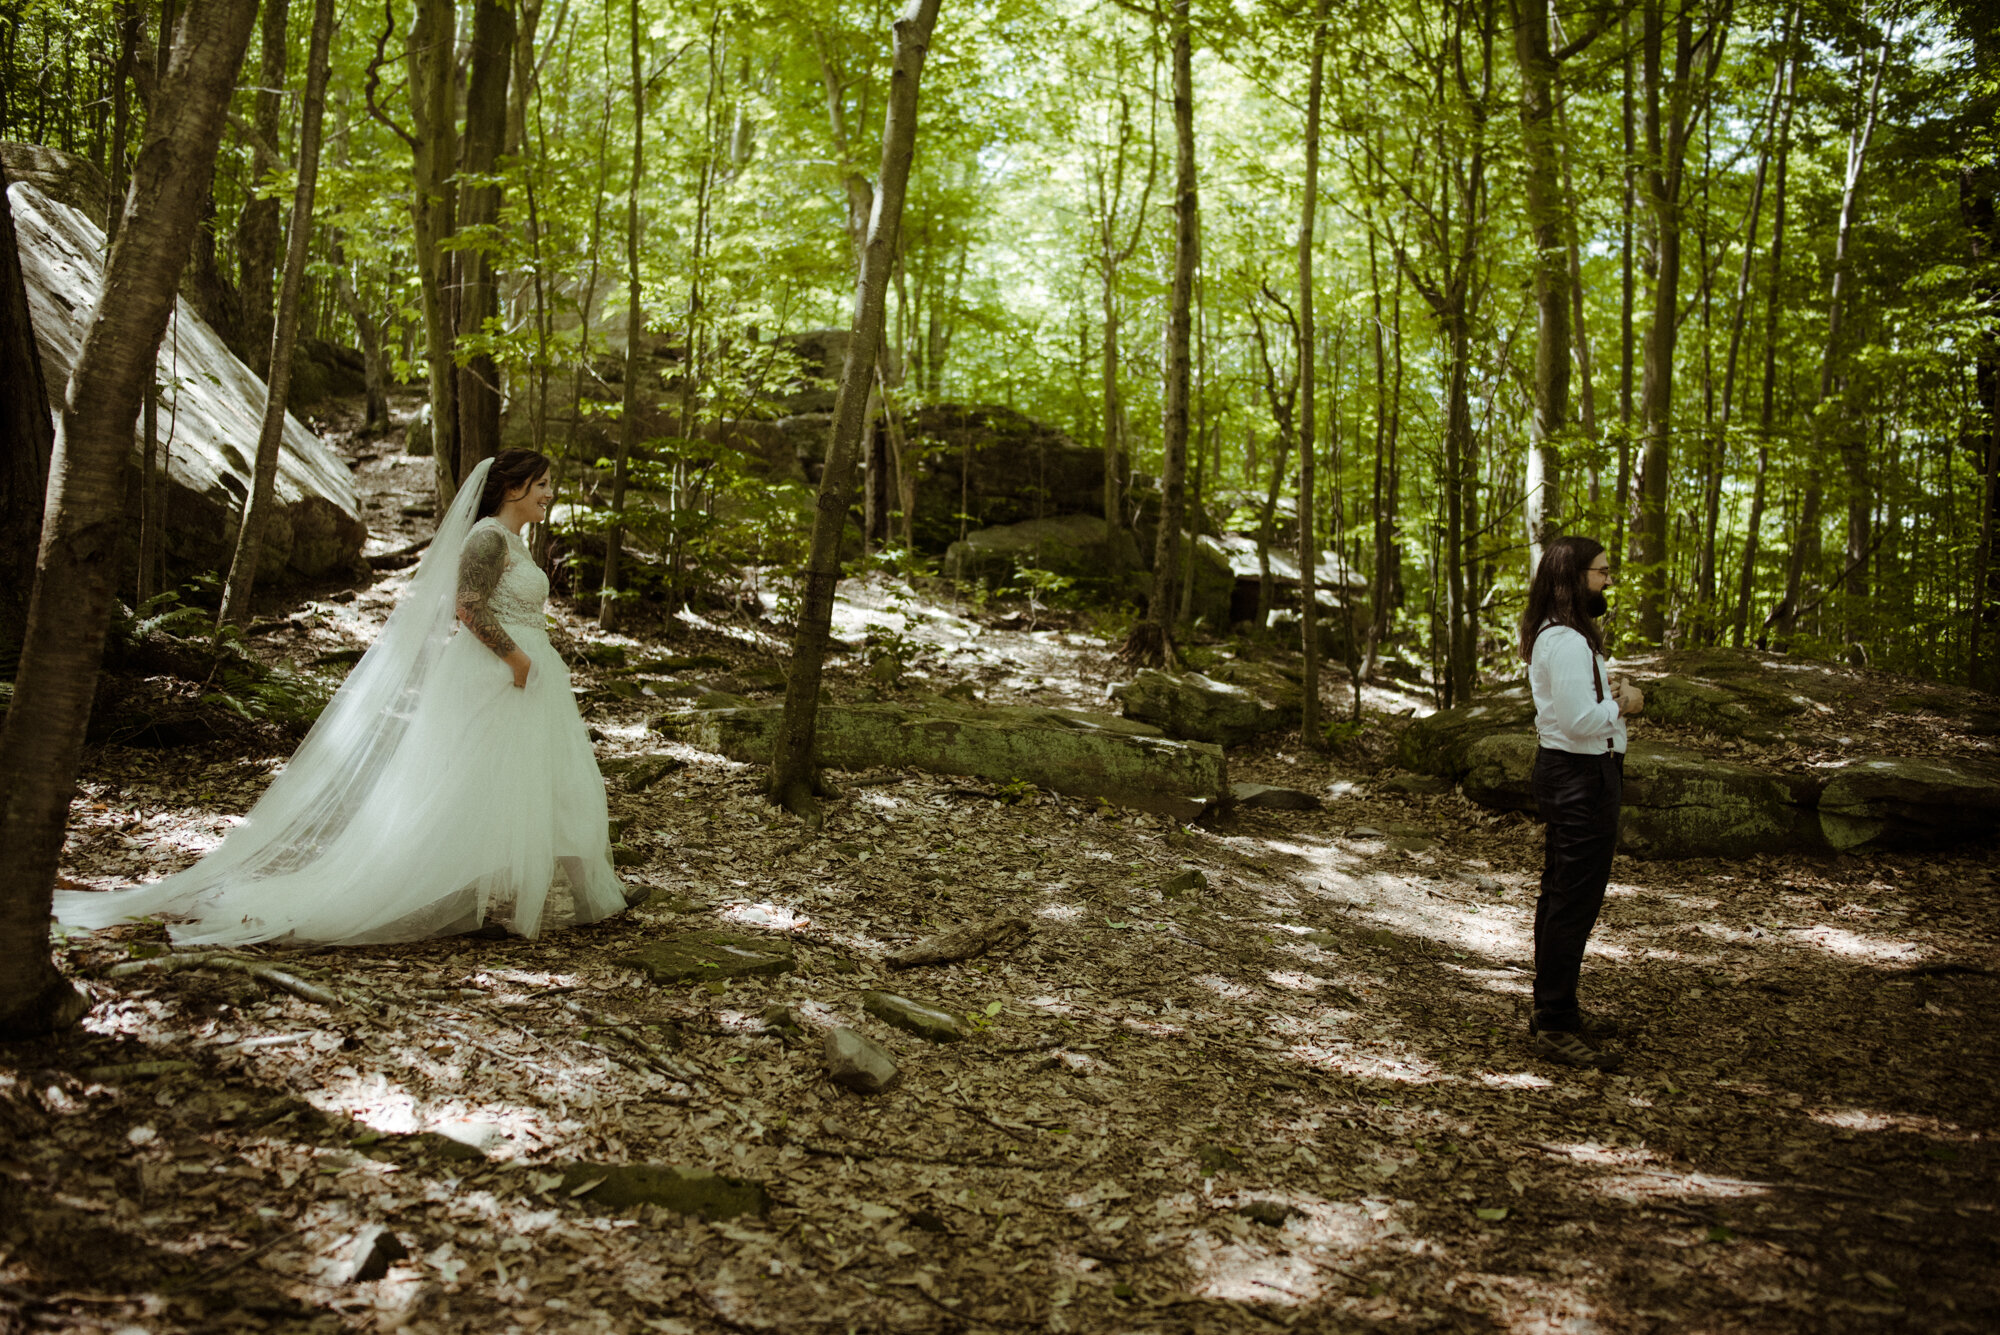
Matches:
[108,2,140,244]
[1771,20,1889,642]
[1615,11,1634,562]
[768,0,943,819]
[454,0,516,485]
[218,0,333,628]
[236,0,288,379]
[1734,26,1798,647]
[0,156,55,657]
[1628,0,1730,645]
[332,233,390,431]
[1297,0,1327,747]
[1514,0,1567,576]
[406,0,459,499]
[0,0,259,1041]
[598,0,644,630]
[1967,22,2000,690]
[1123,0,1196,666]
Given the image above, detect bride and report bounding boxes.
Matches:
[54,450,632,946]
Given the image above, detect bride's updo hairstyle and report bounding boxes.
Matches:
[475,448,555,519]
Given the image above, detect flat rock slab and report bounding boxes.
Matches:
[1162,868,1209,899]
[862,991,963,1043]
[559,1164,768,1219]
[825,1027,899,1094]
[660,700,1226,822]
[1817,755,2000,851]
[616,931,796,985]
[1230,782,1321,811]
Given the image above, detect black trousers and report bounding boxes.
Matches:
[1531,746,1623,1032]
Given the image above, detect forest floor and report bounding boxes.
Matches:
[3,400,1998,1335]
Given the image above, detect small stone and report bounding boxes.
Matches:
[1230,782,1321,811]
[1376,771,1454,796]
[558,1163,767,1219]
[1304,930,1339,947]
[1234,1199,1298,1227]
[344,1225,409,1283]
[611,843,645,867]
[617,931,796,985]
[1162,868,1209,899]
[760,1004,803,1037]
[824,1027,899,1094]
[862,991,963,1043]
[1348,825,1385,838]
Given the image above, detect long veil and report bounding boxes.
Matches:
[54,459,498,937]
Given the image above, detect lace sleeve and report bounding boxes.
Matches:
[456,526,519,659]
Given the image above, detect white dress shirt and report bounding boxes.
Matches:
[1529,623,1627,755]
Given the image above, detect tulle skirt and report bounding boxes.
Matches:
[53,619,628,946]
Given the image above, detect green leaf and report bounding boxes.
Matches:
[984,1000,1004,1016]
[1473,1207,1508,1222]
[1706,1225,1736,1244]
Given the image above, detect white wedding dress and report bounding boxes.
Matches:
[53,459,629,946]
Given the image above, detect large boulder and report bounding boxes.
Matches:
[1403,666,2000,858]
[1110,660,1302,746]
[943,513,1146,602]
[906,406,1104,549]
[1462,735,1825,859]
[10,179,364,583]
[658,698,1228,821]
[1816,755,2000,852]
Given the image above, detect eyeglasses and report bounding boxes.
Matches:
[1587,564,1615,582]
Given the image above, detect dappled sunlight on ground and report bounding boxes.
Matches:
[9,576,1998,1332]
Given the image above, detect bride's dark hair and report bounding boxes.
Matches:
[1519,535,1606,662]
[475,449,554,519]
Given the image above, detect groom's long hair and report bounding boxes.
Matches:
[1520,535,1606,662]
[476,449,555,519]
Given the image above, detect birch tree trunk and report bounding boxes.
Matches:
[219,0,335,629]
[0,0,259,1040]
[1514,0,1567,576]
[768,0,943,818]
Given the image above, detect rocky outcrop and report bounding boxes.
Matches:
[657,698,1228,821]
[907,405,1104,549]
[10,179,364,583]
[1400,657,2000,858]
[1816,756,2000,852]
[1460,734,1825,859]
[943,513,1146,601]
[1110,660,1303,746]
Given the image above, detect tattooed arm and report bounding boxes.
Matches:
[457,526,533,687]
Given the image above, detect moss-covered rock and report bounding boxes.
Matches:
[661,699,1227,822]
[1816,755,2000,852]
[1462,734,1825,859]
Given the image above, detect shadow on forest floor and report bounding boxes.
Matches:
[4,416,1997,1333]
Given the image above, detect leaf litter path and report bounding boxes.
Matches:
[6,592,1999,1335]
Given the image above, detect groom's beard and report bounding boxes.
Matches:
[1585,591,1609,619]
